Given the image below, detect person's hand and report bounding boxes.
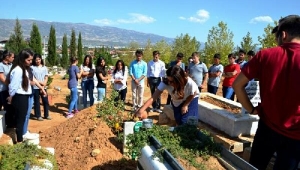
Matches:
[41,89,47,97]
[39,81,45,86]
[7,96,12,104]
[134,79,139,85]
[135,107,143,118]
[250,107,258,115]
[181,105,188,114]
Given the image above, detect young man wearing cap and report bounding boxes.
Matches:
[233,15,300,169]
[207,53,223,95]
[187,52,208,92]
[147,51,166,113]
[222,53,240,100]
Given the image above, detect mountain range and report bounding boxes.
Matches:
[0,19,174,47]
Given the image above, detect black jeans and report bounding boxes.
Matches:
[148,77,161,109]
[250,120,300,170]
[33,89,49,118]
[114,88,127,102]
[0,90,15,128]
[207,85,218,95]
[12,94,29,142]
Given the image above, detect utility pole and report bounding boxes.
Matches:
[43,36,48,65]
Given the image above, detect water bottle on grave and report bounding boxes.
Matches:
[54,86,61,91]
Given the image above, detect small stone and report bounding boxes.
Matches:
[91,149,101,157]
[74,137,80,143]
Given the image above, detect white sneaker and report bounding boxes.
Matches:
[156,109,162,113]
[149,108,154,112]
[23,132,39,140]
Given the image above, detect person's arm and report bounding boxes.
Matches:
[137,62,147,82]
[135,89,163,117]
[201,73,208,87]
[0,73,6,84]
[8,68,22,97]
[129,62,136,80]
[181,92,197,114]
[232,73,258,114]
[76,67,82,79]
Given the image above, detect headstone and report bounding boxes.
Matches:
[242,81,261,114]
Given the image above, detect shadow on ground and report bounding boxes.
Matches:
[91,158,137,170]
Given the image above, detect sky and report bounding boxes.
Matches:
[1,0,300,46]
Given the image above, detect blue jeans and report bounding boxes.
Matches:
[97,87,106,102]
[81,80,94,107]
[171,97,199,125]
[222,86,234,100]
[68,87,78,113]
[23,94,33,135]
[207,85,218,95]
[250,120,300,170]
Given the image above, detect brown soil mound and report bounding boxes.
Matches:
[39,106,136,170]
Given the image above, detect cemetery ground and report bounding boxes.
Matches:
[0,74,262,169]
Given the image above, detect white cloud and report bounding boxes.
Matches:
[179,16,186,20]
[185,9,210,23]
[94,19,115,25]
[94,13,155,25]
[117,13,156,24]
[250,16,273,24]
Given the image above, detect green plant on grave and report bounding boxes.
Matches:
[96,90,128,133]
[0,143,58,170]
[46,76,53,86]
[65,94,71,104]
[126,124,222,169]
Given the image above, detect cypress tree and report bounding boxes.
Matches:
[29,23,42,55]
[61,34,69,69]
[77,32,83,64]
[47,25,57,66]
[5,18,27,53]
[69,29,76,58]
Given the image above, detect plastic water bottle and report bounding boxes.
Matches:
[54,86,61,91]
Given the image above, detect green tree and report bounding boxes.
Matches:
[61,34,69,69]
[29,23,42,55]
[203,21,234,65]
[47,25,57,66]
[77,32,83,64]
[70,29,77,58]
[171,33,200,64]
[5,18,27,53]
[128,41,140,51]
[258,21,278,49]
[142,39,153,62]
[240,32,257,53]
[153,39,172,64]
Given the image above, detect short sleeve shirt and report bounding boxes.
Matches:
[208,64,224,87]
[188,62,208,86]
[0,62,12,92]
[68,65,79,89]
[157,77,199,107]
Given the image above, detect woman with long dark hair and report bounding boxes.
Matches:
[112,60,127,102]
[80,55,95,108]
[7,49,33,142]
[31,54,50,120]
[135,65,199,125]
[95,57,109,102]
[0,50,14,127]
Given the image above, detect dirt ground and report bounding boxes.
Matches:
[0,74,227,170]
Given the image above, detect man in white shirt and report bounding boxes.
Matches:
[147,51,166,113]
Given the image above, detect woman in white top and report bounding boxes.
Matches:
[80,55,95,108]
[112,60,128,102]
[136,65,200,125]
[7,49,33,143]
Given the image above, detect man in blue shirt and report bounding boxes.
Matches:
[207,53,224,94]
[129,50,147,111]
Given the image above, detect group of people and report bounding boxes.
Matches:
[134,15,300,170]
[0,49,50,143]
[66,55,128,118]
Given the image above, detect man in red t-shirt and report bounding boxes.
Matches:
[222,53,240,100]
[233,15,300,170]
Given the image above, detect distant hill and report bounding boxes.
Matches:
[0,19,174,47]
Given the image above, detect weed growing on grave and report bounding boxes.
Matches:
[0,143,58,170]
[126,124,222,169]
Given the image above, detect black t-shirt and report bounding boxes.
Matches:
[96,67,107,88]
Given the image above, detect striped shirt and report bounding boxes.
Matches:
[31,65,49,89]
